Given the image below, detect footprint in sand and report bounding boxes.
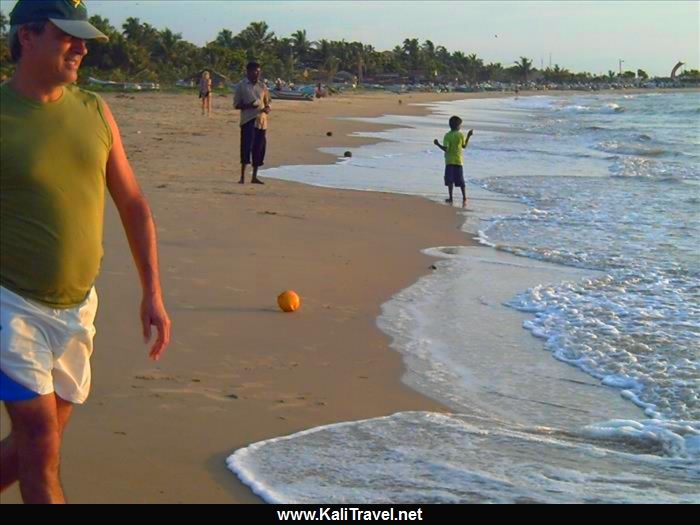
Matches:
[150,387,234,403]
[257,210,306,220]
[134,373,178,382]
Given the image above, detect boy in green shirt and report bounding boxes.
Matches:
[434,116,474,206]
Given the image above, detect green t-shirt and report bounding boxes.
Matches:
[0,83,113,307]
[443,130,467,166]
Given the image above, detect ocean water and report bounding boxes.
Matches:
[227,91,700,503]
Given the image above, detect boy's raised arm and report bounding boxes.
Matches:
[433,138,446,151]
[463,129,474,148]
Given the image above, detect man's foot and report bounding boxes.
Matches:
[462,199,467,208]
[238,178,245,184]
[445,198,453,204]
[251,178,265,185]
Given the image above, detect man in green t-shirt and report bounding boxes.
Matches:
[434,115,474,206]
[0,1,171,504]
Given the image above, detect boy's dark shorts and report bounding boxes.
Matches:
[444,165,465,187]
[240,119,267,167]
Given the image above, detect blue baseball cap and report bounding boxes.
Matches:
[10,0,109,42]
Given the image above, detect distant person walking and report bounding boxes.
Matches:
[199,70,212,116]
[0,0,171,503]
[234,62,271,184]
[433,116,473,206]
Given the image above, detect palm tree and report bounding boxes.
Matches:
[324,56,340,83]
[547,64,571,82]
[422,40,438,78]
[151,28,184,80]
[214,29,235,49]
[88,15,116,37]
[452,51,467,80]
[362,44,377,77]
[122,16,144,42]
[402,38,420,70]
[378,45,398,74]
[238,21,275,52]
[434,45,450,77]
[291,29,312,63]
[466,53,483,83]
[313,39,334,68]
[122,18,156,45]
[513,56,533,81]
[121,17,142,41]
[276,37,297,78]
[484,62,505,82]
[154,28,183,64]
[349,41,366,82]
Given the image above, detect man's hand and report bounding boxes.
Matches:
[141,293,171,361]
[237,100,259,110]
[263,105,271,114]
[467,129,474,137]
[433,139,440,146]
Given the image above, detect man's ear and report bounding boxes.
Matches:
[18,26,36,54]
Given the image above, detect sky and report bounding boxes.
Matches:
[1,1,698,76]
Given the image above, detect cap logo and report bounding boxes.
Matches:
[70,0,82,8]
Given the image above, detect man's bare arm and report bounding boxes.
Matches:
[263,87,271,113]
[101,100,171,360]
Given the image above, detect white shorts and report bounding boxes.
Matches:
[0,285,98,404]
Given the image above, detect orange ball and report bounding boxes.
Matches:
[277,290,301,312]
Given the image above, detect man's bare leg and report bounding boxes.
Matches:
[251,166,264,184]
[239,164,247,184]
[1,395,73,494]
[1,394,73,503]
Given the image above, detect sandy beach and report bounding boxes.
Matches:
[1,89,479,503]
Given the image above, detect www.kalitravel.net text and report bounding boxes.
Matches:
[276,507,424,521]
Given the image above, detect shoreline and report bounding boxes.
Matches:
[224,89,696,503]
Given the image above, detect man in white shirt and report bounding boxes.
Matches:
[233,62,271,184]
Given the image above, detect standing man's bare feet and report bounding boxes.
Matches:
[462,199,467,208]
[445,198,453,204]
[251,178,265,185]
[238,178,245,184]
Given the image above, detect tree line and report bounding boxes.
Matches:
[1,13,698,85]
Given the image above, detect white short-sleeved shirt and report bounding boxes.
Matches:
[234,79,270,129]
